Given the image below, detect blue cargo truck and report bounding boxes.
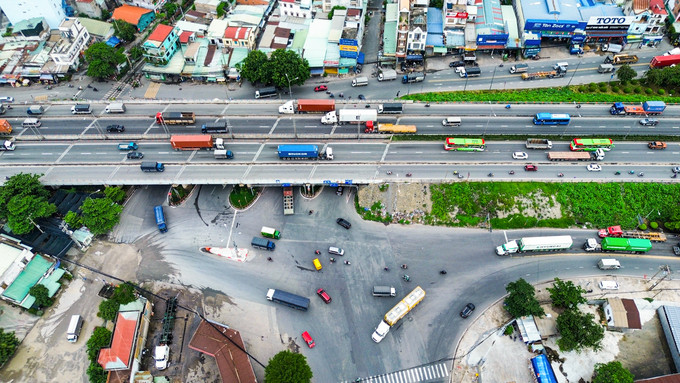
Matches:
[277,144,333,160]
[266,288,310,311]
[154,205,167,233]
[252,237,275,250]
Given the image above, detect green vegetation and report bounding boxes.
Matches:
[229,186,260,209]
[592,361,634,383]
[0,173,56,235]
[80,197,124,235]
[85,42,126,80]
[97,283,137,321]
[556,308,604,352]
[504,278,545,318]
[112,20,136,42]
[328,6,346,19]
[86,327,112,383]
[547,278,586,310]
[0,329,19,366]
[265,350,313,383]
[237,49,310,88]
[28,284,53,311]
[428,182,680,230]
[169,185,193,205]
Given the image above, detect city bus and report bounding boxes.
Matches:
[570,138,614,151]
[533,113,571,125]
[444,138,486,151]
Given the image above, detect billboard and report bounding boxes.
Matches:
[586,16,633,31]
[525,20,579,32]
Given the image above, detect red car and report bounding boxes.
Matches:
[524,164,538,171]
[302,331,315,348]
[314,85,328,92]
[316,288,331,303]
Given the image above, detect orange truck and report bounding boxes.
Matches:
[170,135,213,150]
[0,119,12,134]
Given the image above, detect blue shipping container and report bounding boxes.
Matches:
[642,101,666,112]
[154,205,167,233]
[278,144,319,159]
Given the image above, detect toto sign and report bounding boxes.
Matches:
[586,16,633,31]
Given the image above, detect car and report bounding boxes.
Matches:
[0,96,14,103]
[673,243,680,256]
[316,288,332,303]
[512,152,528,160]
[106,124,125,132]
[328,246,344,256]
[639,118,659,126]
[449,60,466,68]
[648,141,667,149]
[127,151,144,159]
[314,85,328,92]
[460,303,475,318]
[358,94,366,101]
[673,167,680,174]
[301,331,315,348]
[587,164,602,172]
[336,186,344,195]
[336,218,351,229]
[524,164,537,171]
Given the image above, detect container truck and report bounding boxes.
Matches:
[255,87,278,99]
[155,112,196,125]
[377,103,403,114]
[214,149,234,159]
[105,103,126,113]
[201,122,228,134]
[649,54,680,68]
[278,99,336,114]
[141,162,165,172]
[277,144,333,160]
[402,72,425,84]
[26,105,44,115]
[509,63,529,74]
[170,135,214,150]
[364,123,416,134]
[261,226,281,239]
[458,67,481,78]
[597,258,621,270]
[525,138,553,149]
[547,148,605,161]
[597,225,666,242]
[252,237,275,251]
[584,237,652,253]
[0,119,12,134]
[371,286,425,343]
[496,235,573,256]
[0,140,15,151]
[118,142,138,151]
[604,54,638,65]
[154,205,168,233]
[522,66,567,80]
[321,109,377,125]
[609,101,666,115]
[378,69,397,81]
[603,43,623,53]
[266,288,309,311]
[351,77,369,87]
[283,186,294,215]
[598,64,614,73]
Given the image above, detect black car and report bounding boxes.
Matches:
[358,94,366,101]
[460,303,475,318]
[336,218,351,229]
[336,186,344,196]
[106,124,125,132]
[127,151,144,159]
[449,60,466,68]
[674,243,680,256]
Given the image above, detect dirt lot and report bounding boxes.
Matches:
[452,276,679,383]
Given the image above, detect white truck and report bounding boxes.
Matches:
[372,286,425,343]
[525,138,553,149]
[597,258,621,270]
[321,109,377,125]
[351,77,369,87]
[496,235,573,256]
[155,345,170,370]
[0,140,15,151]
[378,69,397,82]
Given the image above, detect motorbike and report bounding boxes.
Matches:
[425,103,430,107]
[267,257,273,262]
[453,170,459,175]
[406,173,412,177]
[92,88,98,92]
[499,63,504,67]
[68,84,74,88]
[344,260,351,265]
[629,170,635,174]
[458,174,464,179]
[403,275,411,282]
[365,104,371,108]
[386,170,392,175]
[384,267,390,271]
[339,93,344,98]
[488,173,494,177]
[440,270,447,275]
[78,86,83,90]
[638,172,644,177]
[329,93,334,98]
[505,104,511,109]
[401,264,408,270]
[576,104,582,109]
[558,173,564,177]
[509,170,515,175]
[673,173,678,179]
[315,250,320,255]
[615,171,621,175]
[308,210,314,215]
[330,257,336,263]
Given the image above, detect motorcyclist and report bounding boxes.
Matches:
[267,257,273,262]
[344,260,351,265]
[558,173,564,177]
[403,274,410,281]
[384,267,390,271]
[509,170,515,175]
[488,172,494,177]
[401,264,408,269]
[330,257,336,262]
[440,270,447,275]
[315,250,320,255]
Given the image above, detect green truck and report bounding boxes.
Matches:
[261,226,281,239]
[601,237,652,253]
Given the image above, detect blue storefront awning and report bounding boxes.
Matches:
[406,54,423,61]
[357,52,365,65]
[310,68,324,75]
[106,36,121,47]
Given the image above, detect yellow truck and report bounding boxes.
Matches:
[365,123,417,134]
[0,119,12,134]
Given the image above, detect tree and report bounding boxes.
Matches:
[556,309,604,352]
[217,2,228,17]
[264,350,313,383]
[111,283,136,305]
[87,362,108,383]
[29,284,52,309]
[104,186,126,203]
[504,278,545,318]
[100,10,111,21]
[64,211,83,229]
[237,50,270,85]
[0,329,19,365]
[86,327,112,361]
[328,6,346,19]
[85,42,125,79]
[0,173,49,218]
[616,64,637,83]
[547,278,587,310]
[113,20,136,42]
[593,361,634,383]
[6,195,57,235]
[80,197,123,235]
[429,0,443,8]
[128,45,144,61]
[265,49,311,88]
[163,2,178,16]
[97,299,120,321]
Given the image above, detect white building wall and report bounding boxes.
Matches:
[0,0,66,29]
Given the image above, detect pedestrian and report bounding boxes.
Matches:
[396,91,400,97]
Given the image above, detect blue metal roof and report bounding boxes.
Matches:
[427,7,443,34]
[531,354,557,383]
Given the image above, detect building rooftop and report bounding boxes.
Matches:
[98,311,139,370]
[148,24,174,42]
[112,5,152,25]
[224,26,252,39]
[76,17,115,38]
[2,254,53,306]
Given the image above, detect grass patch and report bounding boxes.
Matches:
[230,186,261,209]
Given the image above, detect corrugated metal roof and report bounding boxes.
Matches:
[622,298,641,329]
[531,354,557,383]
[112,4,151,25]
[303,19,331,67]
[635,373,680,382]
[501,5,519,48]
[2,254,53,303]
[475,0,504,35]
[98,311,139,370]
[427,7,443,34]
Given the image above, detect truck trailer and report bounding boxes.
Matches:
[266,288,310,311]
[584,237,652,253]
[252,237,275,251]
[170,135,214,150]
[278,99,336,114]
[365,123,416,134]
[155,112,196,125]
[402,72,425,84]
[371,286,426,343]
[141,162,165,172]
[525,138,553,149]
[604,54,639,65]
[496,235,573,256]
[509,64,529,74]
[377,103,403,114]
[321,109,378,125]
[649,54,680,68]
[378,69,398,81]
[0,119,13,134]
[277,144,333,160]
[610,101,666,115]
[547,149,605,161]
[597,225,666,242]
[521,66,567,80]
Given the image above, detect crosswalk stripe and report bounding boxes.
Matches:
[351,361,452,383]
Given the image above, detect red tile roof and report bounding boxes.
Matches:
[347,8,361,16]
[635,374,680,383]
[112,5,151,25]
[97,312,138,370]
[188,320,257,383]
[224,26,251,40]
[650,0,667,14]
[148,24,174,42]
[621,298,641,329]
[179,31,194,44]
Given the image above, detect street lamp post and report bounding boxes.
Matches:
[567,59,582,87]
[284,73,298,138]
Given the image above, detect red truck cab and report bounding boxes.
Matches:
[598,225,623,238]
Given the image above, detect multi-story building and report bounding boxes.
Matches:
[279,0,313,19]
[622,0,665,45]
[142,24,181,66]
[118,0,167,12]
[49,18,90,71]
[396,0,410,58]
[322,0,365,14]
[112,4,156,32]
[74,0,102,19]
[223,26,256,50]
[0,0,66,29]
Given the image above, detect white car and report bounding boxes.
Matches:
[587,164,602,172]
[512,152,528,160]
